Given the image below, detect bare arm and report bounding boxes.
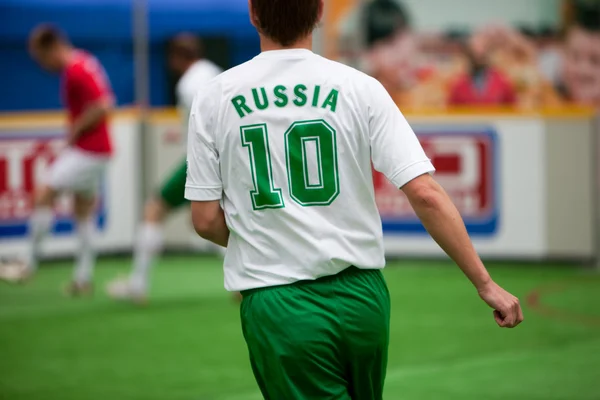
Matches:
[190,200,230,247]
[68,97,113,146]
[403,174,491,288]
[403,173,524,328]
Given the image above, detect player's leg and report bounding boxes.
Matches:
[56,149,108,295]
[338,268,391,400]
[65,193,97,296]
[26,186,57,274]
[106,160,186,302]
[0,185,57,283]
[0,146,80,283]
[240,281,352,400]
[126,197,167,298]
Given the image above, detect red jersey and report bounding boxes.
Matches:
[448,68,516,106]
[61,50,113,155]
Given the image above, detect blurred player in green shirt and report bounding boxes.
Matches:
[106,34,222,304]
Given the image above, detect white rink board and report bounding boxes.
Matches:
[0,110,593,261]
[381,118,547,258]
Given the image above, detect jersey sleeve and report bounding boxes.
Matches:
[366,78,435,188]
[185,86,222,201]
[68,60,113,105]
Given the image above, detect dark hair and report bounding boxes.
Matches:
[250,0,320,46]
[538,25,558,39]
[168,33,203,61]
[365,0,410,46]
[30,24,67,50]
[575,0,600,32]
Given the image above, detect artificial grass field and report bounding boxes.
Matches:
[1,256,599,400]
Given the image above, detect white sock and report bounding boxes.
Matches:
[27,207,54,272]
[73,218,96,285]
[130,223,163,293]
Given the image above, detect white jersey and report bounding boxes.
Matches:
[185,49,434,291]
[177,59,223,130]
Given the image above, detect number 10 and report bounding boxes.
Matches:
[241,119,340,210]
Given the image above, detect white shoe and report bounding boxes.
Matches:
[106,277,148,305]
[0,260,33,284]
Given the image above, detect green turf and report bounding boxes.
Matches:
[1,256,599,400]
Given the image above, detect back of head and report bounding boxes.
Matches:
[29,24,67,52]
[168,33,203,74]
[250,0,321,47]
[169,33,203,61]
[29,24,69,72]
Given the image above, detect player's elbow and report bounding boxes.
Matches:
[97,96,114,115]
[192,215,216,239]
[190,202,221,239]
[402,174,445,211]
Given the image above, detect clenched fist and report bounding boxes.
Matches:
[478,281,524,328]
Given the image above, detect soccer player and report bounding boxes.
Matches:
[0,25,114,294]
[106,34,222,303]
[185,1,524,398]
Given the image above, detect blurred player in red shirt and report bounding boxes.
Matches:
[0,25,114,293]
[449,35,516,106]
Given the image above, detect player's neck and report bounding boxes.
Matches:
[259,35,313,53]
[61,47,76,68]
[182,59,199,74]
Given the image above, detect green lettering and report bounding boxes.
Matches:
[312,85,321,107]
[293,84,308,106]
[231,95,253,118]
[241,124,284,210]
[252,87,269,110]
[285,120,340,206]
[321,89,339,112]
[274,85,288,108]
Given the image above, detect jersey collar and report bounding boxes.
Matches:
[254,49,315,60]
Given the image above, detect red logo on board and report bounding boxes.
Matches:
[374,130,498,235]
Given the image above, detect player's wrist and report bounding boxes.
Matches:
[474,274,494,293]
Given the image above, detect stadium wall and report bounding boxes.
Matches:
[1,107,594,261]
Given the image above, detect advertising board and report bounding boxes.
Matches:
[0,131,106,239]
[376,128,499,236]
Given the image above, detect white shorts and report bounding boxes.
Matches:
[46,148,109,196]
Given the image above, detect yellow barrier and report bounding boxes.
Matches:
[0,105,595,129]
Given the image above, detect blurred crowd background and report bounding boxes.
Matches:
[0,0,598,112]
[334,0,600,110]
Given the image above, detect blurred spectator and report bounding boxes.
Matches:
[336,0,573,110]
[536,26,563,85]
[560,0,600,106]
[476,25,562,108]
[448,36,516,106]
[361,0,452,109]
[515,23,562,85]
[362,0,419,93]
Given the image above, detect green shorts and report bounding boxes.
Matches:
[158,159,188,209]
[240,267,391,400]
